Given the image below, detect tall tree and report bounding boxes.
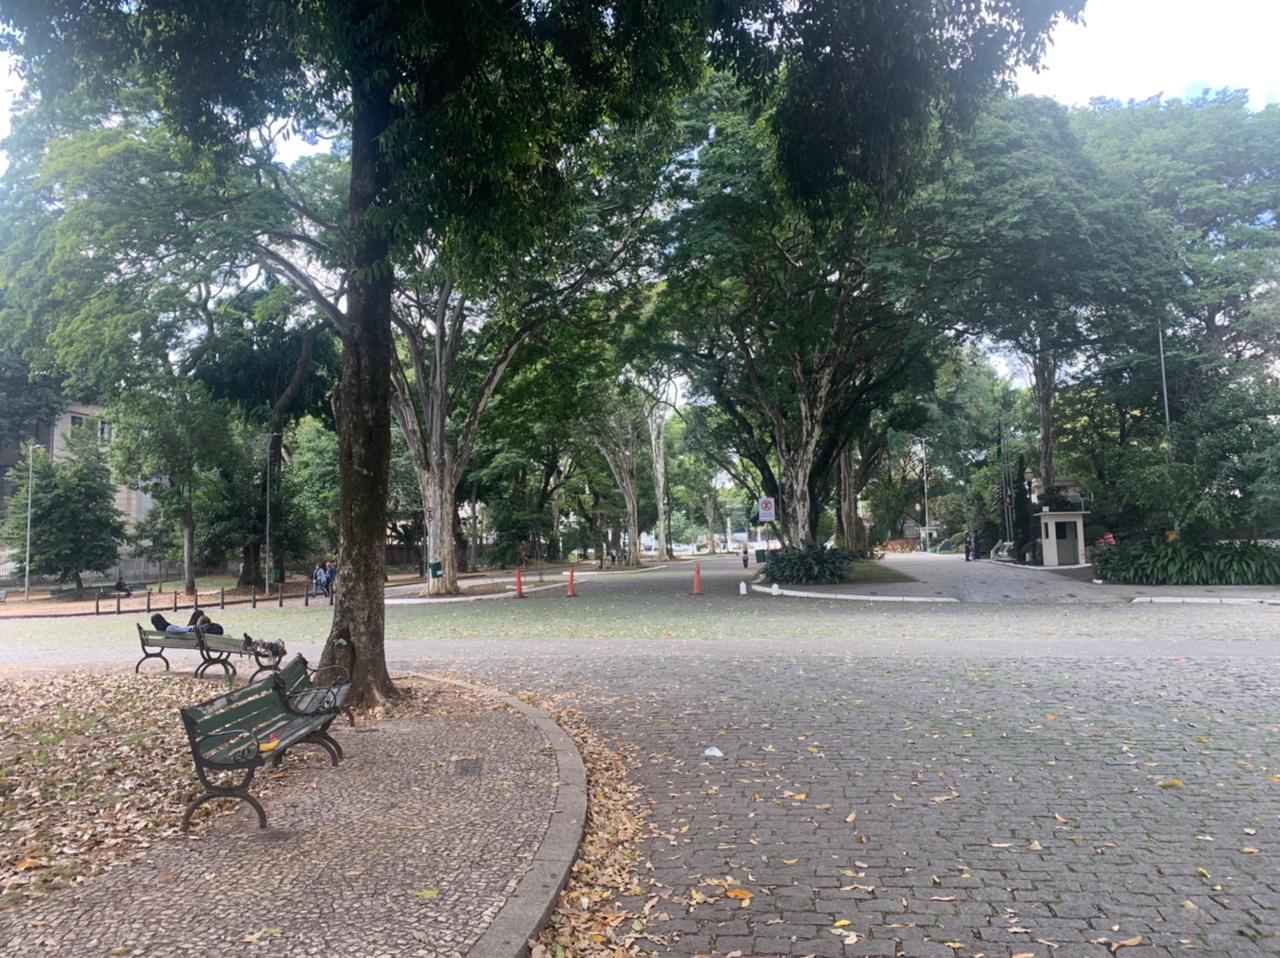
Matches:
[1,428,125,588]
[1,0,1081,702]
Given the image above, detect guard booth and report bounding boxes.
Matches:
[1039,509,1088,566]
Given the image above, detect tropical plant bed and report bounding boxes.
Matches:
[1093,538,1280,586]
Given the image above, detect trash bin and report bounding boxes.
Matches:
[429,561,443,579]
[755,549,767,564]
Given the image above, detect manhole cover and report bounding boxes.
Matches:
[453,757,482,777]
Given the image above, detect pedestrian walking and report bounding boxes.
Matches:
[964,534,972,562]
[324,561,337,595]
[741,547,749,569]
[314,562,331,598]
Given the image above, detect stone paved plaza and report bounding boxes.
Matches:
[2,554,1279,956]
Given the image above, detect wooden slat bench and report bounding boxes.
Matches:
[134,625,284,681]
[272,654,355,728]
[178,656,350,831]
[196,632,285,682]
[135,624,201,674]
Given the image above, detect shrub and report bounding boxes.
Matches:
[1092,538,1280,586]
[763,546,855,585]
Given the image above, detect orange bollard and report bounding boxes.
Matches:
[566,565,577,598]
[515,567,525,598]
[692,562,703,596]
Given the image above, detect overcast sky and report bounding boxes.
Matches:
[1013,0,1279,109]
[2,0,1275,148]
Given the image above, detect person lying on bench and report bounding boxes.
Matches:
[186,608,225,634]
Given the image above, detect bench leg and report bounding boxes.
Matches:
[195,654,235,681]
[135,651,169,674]
[305,733,341,767]
[182,767,267,832]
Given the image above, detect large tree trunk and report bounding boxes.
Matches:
[837,445,857,552]
[1031,347,1057,496]
[621,485,642,565]
[781,455,815,548]
[425,468,459,594]
[646,406,668,565]
[181,504,197,595]
[320,81,396,708]
[704,495,717,553]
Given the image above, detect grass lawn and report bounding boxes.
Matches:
[845,559,916,584]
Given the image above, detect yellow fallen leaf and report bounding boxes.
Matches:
[1028,840,1043,851]
[892,793,903,801]
[1243,827,1256,835]
[1241,847,1259,854]
[1044,714,1056,721]
[1013,953,1036,958]
[1267,774,1280,783]
[832,919,852,928]
[991,842,1012,848]
[845,811,858,823]
[1197,867,1211,879]
[1110,935,1143,952]
[15,859,41,871]
[793,793,807,801]
[1183,900,1198,910]
[782,858,798,865]
[946,944,965,951]
[1157,779,1184,789]
[726,888,753,902]
[1054,813,1068,824]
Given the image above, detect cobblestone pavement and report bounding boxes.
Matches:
[3,556,1279,957]
[0,681,561,958]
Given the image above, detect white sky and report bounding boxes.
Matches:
[1014,0,1280,109]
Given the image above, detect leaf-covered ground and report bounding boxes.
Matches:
[0,674,219,907]
[526,697,660,958]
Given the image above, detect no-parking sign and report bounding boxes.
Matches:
[758,497,776,522]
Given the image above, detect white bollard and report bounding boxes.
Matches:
[739,581,747,596]
[770,583,781,596]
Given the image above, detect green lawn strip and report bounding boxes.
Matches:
[844,560,916,584]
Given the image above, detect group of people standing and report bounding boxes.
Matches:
[313,560,336,597]
[963,532,983,562]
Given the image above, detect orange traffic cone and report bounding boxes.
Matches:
[566,565,577,598]
[692,562,703,596]
[515,567,525,598]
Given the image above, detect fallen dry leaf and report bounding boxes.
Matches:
[1110,935,1143,952]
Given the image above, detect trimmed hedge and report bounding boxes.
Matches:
[1092,538,1280,586]
[763,546,855,585]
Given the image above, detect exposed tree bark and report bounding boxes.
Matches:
[181,503,197,595]
[593,400,645,566]
[1030,340,1058,495]
[704,494,719,553]
[642,389,671,565]
[318,79,396,708]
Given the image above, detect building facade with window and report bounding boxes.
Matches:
[0,402,154,577]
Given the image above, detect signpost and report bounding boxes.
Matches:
[757,497,776,523]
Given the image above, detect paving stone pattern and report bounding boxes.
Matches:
[460,649,1280,958]
[0,683,559,958]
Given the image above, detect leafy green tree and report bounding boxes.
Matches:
[926,95,1172,495]
[1,429,125,588]
[0,1,1081,703]
[109,382,228,594]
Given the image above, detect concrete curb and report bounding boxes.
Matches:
[749,584,960,604]
[1130,595,1280,606]
[385,581,565,605]
[424,675,587,958]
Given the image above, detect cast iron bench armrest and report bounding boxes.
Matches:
[285,685,339,714]
[306,663,350,685]
[197,727,263,763]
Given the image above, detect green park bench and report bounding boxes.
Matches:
[134,624,285,681]
[135,624,201,673]
[178,654,351,831]
[50,586,95,601]
[98,583,147,598]
[273,653,355,728]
